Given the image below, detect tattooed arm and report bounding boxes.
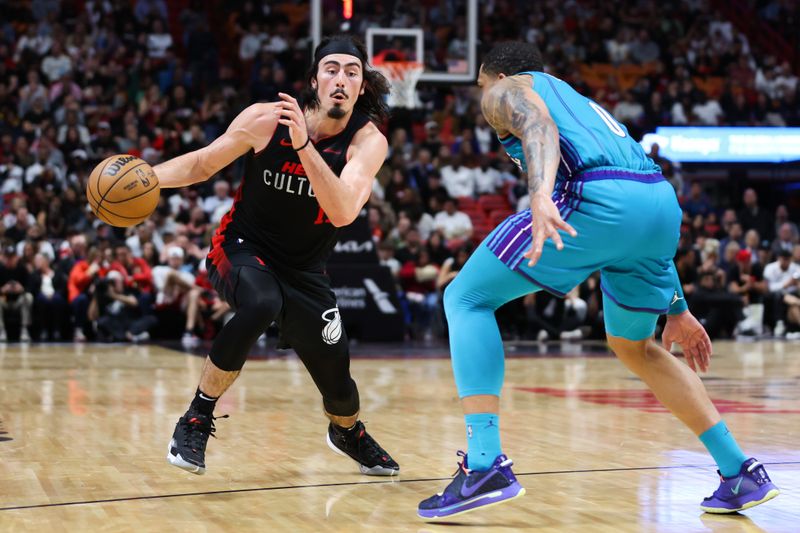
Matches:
[480,75,576,266]
[480,75,560,196]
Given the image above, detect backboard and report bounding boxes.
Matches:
[310,0,478,84]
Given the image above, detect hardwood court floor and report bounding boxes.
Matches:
[1,340,799,532]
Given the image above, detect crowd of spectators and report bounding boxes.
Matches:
[0,1,798,344]
[333,0,800,139]
[674,188,800,340]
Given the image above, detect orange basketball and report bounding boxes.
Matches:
[86,155,160,227]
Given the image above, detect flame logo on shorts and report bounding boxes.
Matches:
[321,307,342,345]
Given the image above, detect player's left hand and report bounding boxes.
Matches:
[662,310,712,373]
[276,93,309,149]
[525,192,577,267]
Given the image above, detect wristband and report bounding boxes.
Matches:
[294,137,311,151]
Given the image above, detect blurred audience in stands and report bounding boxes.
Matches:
[0,0,797,343]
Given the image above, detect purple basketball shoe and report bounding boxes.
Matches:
[418,451,526,520]
[701,458,780,513]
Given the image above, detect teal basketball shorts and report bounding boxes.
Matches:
[484,169,681,339]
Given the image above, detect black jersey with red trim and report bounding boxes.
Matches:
[210,110,371,271]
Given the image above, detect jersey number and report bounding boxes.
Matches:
[588,102,626,138]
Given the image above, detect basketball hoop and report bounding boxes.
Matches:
[373,58,423,109]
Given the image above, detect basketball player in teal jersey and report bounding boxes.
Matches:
[418,42,779,520]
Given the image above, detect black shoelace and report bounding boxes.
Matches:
[356,429,391,463]
[181,413,228,452]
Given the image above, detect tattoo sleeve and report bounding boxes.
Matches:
[481,77,560,195]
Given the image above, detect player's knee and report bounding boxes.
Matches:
[607,334,652,363]
[210,349,247,372]
[443,277,468,316]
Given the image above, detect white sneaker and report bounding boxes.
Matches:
[20,328,31,342]
[131,331,150,343]
[181,332,199,348]
[74,328,86,342]
[537,329,549,342]
[774,320,786,338]
[559,328,583,340]
[786,331,800,341]
[257,333,267,347]
[0,330,6,342]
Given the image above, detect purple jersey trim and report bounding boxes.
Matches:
[600,280,668,314]
[577,169,665,183]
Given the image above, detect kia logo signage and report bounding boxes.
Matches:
[334,240,374,254]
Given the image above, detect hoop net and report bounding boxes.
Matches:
[373,60,423,109]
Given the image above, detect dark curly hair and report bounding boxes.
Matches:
[481,41,544,76]
[300,35,391,125]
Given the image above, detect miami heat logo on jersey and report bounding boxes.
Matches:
[321,307,342,344]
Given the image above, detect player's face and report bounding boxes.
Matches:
[313,53,365,120]
[476,65,504,97]
[477,66,507,131]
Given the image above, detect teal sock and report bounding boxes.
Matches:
[699,420,748,478]
[465,413,501,472]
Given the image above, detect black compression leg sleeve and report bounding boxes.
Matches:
[321,377,360,417]
[290,331,360,416]
[209,266,282,372]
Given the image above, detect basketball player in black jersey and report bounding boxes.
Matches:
[154,35,399,476]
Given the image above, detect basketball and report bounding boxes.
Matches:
[86,154,160,227]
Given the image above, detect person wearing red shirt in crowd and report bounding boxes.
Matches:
[111,244,155,318]
[399,247,440,339]
[111,245,154,294]
[67,247,108,341]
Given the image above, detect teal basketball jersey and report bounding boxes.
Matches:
[499,71,660,180]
